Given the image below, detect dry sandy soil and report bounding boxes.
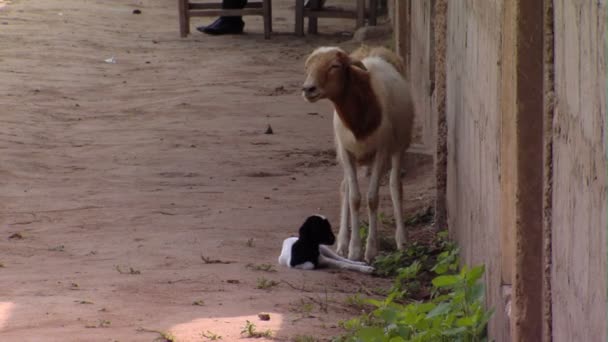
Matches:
[0,1,434,341]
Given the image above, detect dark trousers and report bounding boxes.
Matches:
[222,0,247,20]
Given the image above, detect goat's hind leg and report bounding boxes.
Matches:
[390,152,407,249]
[318,254,374,274]
[364,152,385,263]
[320,245,368,266]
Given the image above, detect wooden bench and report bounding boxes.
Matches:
[294,0,380,36]
[178,0,272,39]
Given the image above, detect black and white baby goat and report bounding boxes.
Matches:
[278,215,374,273]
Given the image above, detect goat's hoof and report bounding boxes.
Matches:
[360,266,375,274]
[364,250,378,264]
[396,233,407,250]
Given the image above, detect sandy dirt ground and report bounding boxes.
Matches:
[0,1,434,341]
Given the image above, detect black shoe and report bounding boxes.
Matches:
[196,17,244,35]
[305,0,326,8]
[196,17,222,33]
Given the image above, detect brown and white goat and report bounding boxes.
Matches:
[301,46,414,262]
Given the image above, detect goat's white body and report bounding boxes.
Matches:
[334,56,414,262]
[277,237,373,273]
[334,57,412,161]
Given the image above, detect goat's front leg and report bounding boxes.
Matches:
[364,152,385,263]
[390,152,407,249]
[336,178,350,256]
[341,151,362,261]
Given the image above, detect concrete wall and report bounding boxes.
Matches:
[395,1,607,340]
[394,1,435,153]
[408,1,434,151]
[550,1,607,341]
[444,1,507,340]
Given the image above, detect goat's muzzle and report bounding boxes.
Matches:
[302,85,321,102]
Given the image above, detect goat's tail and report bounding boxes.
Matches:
[350,45,406,78]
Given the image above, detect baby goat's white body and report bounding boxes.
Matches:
[278,237,315,270]
[278,237,374,273]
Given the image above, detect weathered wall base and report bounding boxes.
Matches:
[394,1,607,341]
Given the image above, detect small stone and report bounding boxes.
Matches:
[8,232,23,240]
[132,9,142,14]
[258,313,271,321]
[264,125,274,135]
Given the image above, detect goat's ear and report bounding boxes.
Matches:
[351,59,367,71]
[304,53,315,69]
[336,50,367,71]
[335,50,352,66]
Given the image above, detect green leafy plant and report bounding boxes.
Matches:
[404,206,434,226]
[336,231,493,342]
[344,294,368,310]
[241,320,272,338]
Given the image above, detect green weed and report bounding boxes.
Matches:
[201,330,222,340]
[256,277,279,290]
[246,263,277,272]
[241,320,272,338]
[335,232,493,342]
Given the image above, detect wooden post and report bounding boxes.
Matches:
[395,0,410,68]
[501,0,545,340]
[433,0,447,231]
[356,0,366,28]
[178,0,190,37]
[295,0,304,36]
[369,0,378,26]
[263,0,271,39]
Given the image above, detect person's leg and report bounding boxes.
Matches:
[197,0,247,35]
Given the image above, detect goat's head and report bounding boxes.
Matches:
[298,214,335,245]
[302,47,366,103]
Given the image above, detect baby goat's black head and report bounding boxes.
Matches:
[298,215,335,245]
